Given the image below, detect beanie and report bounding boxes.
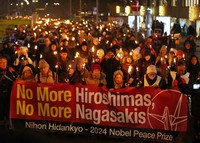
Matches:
[147,65,157,74]
[176,50,184,57]
[91,64,101,71]
[39,59,49,69]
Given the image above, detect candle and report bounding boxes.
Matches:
[128,65,132,75]
[55,64,59,83]
[68,64,71,71]
[75,52,80,59]
[161,57,164,64]
[183,54,185,60]
[40,54,43,59]
[82,63,86,82]
[27,43,30,49]
[34,45,37,56]
[136,66,139,79]
[173,57,176,64]
[92,46,95,53]
[126,65,133,87]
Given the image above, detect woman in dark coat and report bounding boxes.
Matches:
[187,55,200,81]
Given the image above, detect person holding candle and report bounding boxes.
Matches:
[58,61,76,84]
[169,61,194,91]
[168,48,177,71]
[58,48,71,72]
[101,49,121,89]
[176,50,185,63]
[45,41,59,72]
[86,63,106,86]
[13,55,36,78]
[14,46,33,66]
[70,57,89,85]
[155,45,168,67]
[183,41,195,66]
[155,45,169,76]
[142,64,169,89]
[141,49,156,75]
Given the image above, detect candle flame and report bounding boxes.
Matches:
[128,66,132,74]
[53,51,58,55]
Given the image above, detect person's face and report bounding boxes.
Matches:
[68,68,75,76]
[161,50,167,55]
[81,45,87,51]
[23,70,33,79]
[191,57,197,65]
[3,44,8,49]
[40,66,49,75]
[77,63,83,71]
[44,38,51,46]
[60,52,68,59]
[115,74,123,84]
[20,60,28,66]
[147,72,156,80]
[0,58,7,70]
[185,43,191,49]
[145,55,151,61]
[51,44,57,51]
[177,65,186,76]
[63,41,69,46]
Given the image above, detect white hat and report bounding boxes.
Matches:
[147,65,157,74]
[39,59,49,69]
[169,48,177,55]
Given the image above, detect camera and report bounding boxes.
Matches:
[193,84,200,90]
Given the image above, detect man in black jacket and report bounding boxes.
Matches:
[0,56,17,129]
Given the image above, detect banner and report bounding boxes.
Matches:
[10,81,188,142]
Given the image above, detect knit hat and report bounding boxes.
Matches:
[39,59,49,69]
[91,64,101,71]
[147,65,157,74]
[176,50,184,57]
[22,66,33,74]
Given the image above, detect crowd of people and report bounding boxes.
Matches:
[0,19,200,135]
